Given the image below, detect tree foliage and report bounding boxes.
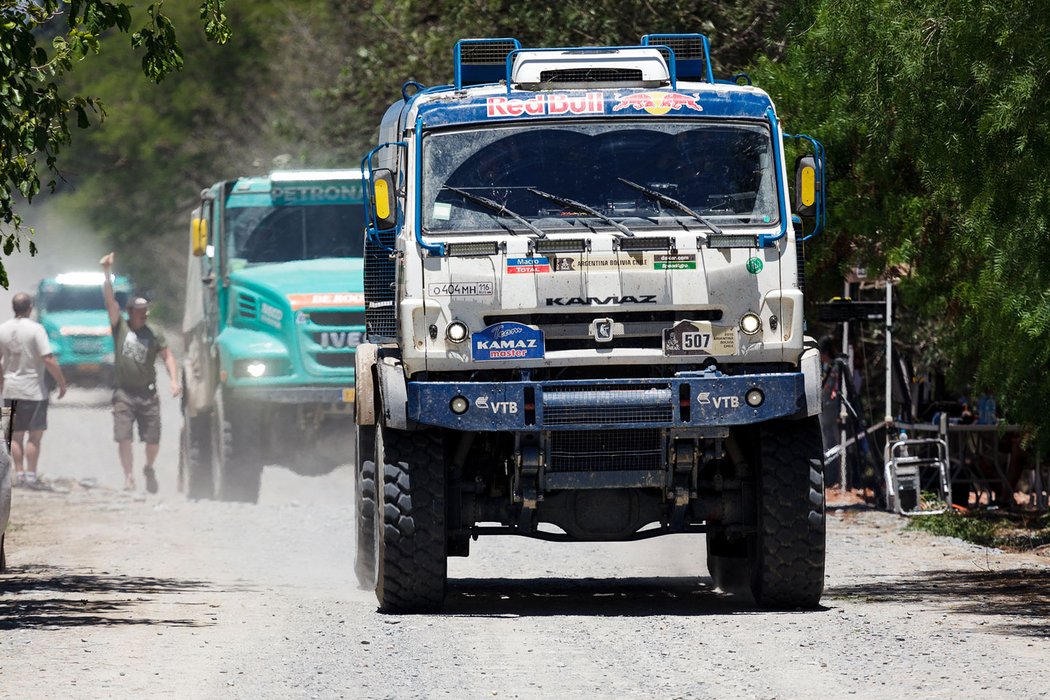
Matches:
[0,0,230,288]
[753,0,1050,436]
[325,0,792,160]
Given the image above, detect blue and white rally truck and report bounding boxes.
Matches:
[355,34,828,611]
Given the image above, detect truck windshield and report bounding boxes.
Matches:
[226,204,365,264]
[422,121,779,234]
[40,287,127,312]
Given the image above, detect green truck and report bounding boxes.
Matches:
[180,170,367,502]
[36,272,133,385]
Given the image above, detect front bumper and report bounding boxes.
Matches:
[230,385,356,405]
[407,371,807,431]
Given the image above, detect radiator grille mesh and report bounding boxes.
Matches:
[548,429,665,472]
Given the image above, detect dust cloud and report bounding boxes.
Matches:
[0,203,108,313]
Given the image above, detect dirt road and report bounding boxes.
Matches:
[2,387,1049,698]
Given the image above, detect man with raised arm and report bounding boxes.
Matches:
[101,252,180,493]
[0,292,67,489]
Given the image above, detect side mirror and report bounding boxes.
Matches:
[793,155,820,218]
[191,217,209,257]
[371,168,397,231]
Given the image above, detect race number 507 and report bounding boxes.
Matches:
[682,332,711,350]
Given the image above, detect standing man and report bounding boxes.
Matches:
[101,253,180,493]
[0,293,67,488]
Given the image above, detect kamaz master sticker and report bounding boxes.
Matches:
[472,322,545,361]
[428,282,493,297]
[654,254,697,270]
[507,257,550,274]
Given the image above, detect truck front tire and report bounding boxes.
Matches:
[211,389,264,504]
[749,417,826,609]
[354,421,377,588]
[181,402,214,500]
[373,422,447,613]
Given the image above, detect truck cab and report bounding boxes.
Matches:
[354,35,829,612]
[181,170,367,502]
[36,272,132,385]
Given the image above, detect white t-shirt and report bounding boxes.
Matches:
[0,317,53,401]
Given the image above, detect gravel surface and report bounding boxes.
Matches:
[1,387,1049,698]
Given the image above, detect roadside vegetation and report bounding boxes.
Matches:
[909,510,1050,552]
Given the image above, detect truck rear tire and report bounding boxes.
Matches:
[749,417,826,609]
[182,404,214,500]
[354,421,377,588]
[373,422,447,613]
[211,389,264,504]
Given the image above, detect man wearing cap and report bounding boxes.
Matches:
[101,252,180,493]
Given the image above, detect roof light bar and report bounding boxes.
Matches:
[641,33,714,83]
[454,38,521,90]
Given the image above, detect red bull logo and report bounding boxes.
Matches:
[612,91,703,115]
[486,92,604,118]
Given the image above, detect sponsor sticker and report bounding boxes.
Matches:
[486,92,604,118]
[271,182,362,204]
[746,257,764,274]
[654,254,697,270]
[471,322,545,361]
[287,292,365,310]
[553,253,644,270]
[507,257,550,274]
[611,92,703,115]
[260,302,284,329]
[475,395,519,414]
[663,320,737,356]
[428,281,494,297]
[433,202,452,221]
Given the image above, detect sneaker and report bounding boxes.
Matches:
[26,477,54,492]
[123,476,136,492]
[143,466,158,494]
[13,472,27,488]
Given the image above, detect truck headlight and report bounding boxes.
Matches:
[739,312,762,335]
[449,395,470,414]
[446,321,469,343]
[233,359,289,378]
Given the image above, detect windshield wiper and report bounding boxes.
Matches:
[526,187,635,237]
[616,177,723,236]
[441,186,546,238]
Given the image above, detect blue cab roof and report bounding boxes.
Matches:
[413,84,774,129]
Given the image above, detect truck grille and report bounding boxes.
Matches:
[299,308,365,374]
[71,337,107,354]
[543,383,674,426]
[547,429,665,472]
[364,229,397,339]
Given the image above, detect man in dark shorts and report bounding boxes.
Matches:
[101,253,181,493]
[0,292,67,488]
